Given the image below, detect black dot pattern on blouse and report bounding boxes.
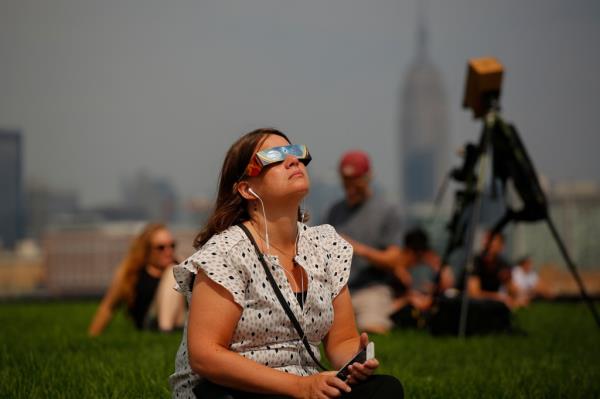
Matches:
[169,223,352,398]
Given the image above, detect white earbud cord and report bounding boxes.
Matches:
[253,191,270,253]
[253,191,307,370]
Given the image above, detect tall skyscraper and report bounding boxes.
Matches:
[0,129,24,249]
[400,3,449,208]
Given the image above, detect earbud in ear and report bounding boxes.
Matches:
[248,187,258,198]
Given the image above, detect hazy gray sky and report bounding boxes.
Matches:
[1,0,599,207]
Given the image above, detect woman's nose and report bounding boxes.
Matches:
[284,154,300,168]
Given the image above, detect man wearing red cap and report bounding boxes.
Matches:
[325,150,404,334]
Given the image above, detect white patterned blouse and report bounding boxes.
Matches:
[169,223,352,399]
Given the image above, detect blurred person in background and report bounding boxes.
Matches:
[325,150,404,334]
[511,255,555,305]
[391,227,454,314]
[88,222,185,336]
[467,231,521,309]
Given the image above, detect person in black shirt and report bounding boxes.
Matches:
[467,231,520,309]
[88,223,185,336]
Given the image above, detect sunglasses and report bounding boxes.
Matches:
[244,144,312,177]
[152,242,177,252]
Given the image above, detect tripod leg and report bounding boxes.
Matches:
[457,115,497,337]
[458,159,495,336]
[546,217,600,328]
[458,191,484,337]
[434,172,450,209]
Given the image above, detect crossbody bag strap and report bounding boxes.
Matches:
[238,223,328,371]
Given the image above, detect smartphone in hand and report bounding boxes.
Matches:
[336,342,375,380]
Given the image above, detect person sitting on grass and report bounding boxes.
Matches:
[392,227,454,314]
[389,228,454,329]
[467,231,522,309]
[88,222,185,336]
[511,255,555,305]
[169,128,404,398]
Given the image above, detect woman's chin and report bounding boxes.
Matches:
[297,184,310,196]
[287,186,309,201]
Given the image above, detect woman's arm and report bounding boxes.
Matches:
[322,286,362,368]
[88,267,125,336]
[188,271,351,398]
[323,286,379,384]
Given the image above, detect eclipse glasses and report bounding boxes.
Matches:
[245,144,312,177]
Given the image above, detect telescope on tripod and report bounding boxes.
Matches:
[438,57,600,336]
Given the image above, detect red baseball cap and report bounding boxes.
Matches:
[339,150,371,178]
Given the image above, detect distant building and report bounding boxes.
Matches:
[120,170,179,223]
[24,180,81,239]
[400,4,449,209]
[0,129,24,249]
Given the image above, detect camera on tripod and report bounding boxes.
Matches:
[463,57,504,119]
[435,57,600,335]
[448,57,503,185]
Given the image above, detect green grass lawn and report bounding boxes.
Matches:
[1,301,598,398]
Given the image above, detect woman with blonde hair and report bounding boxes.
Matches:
[88,222,185,336]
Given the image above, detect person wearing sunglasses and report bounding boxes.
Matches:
[170,128,403,398]
[88,222,185,336]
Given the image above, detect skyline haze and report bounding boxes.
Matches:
[1,0,599,208]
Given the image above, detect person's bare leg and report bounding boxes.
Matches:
[352,285,394,334]
[155,265,186,331]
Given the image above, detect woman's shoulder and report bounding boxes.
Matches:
[300,223,348,247]
[192,225,247,257]
[301,223,352,298]
[178,225,247,269]
[301,222,336,236]
[173,225,248,297]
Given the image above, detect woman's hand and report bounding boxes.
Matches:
[296,372,351,399]
[346,333,379,385]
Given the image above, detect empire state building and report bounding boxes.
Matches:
[400,6,449,208]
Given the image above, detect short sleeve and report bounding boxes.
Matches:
[173,237,247,307]
[317,224,353,298]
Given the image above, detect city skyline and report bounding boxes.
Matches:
[1,0,599,208]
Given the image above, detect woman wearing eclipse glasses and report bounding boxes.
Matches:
[88,223,186,336]
[169,128,403,398]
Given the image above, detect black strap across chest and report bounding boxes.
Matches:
[238,223,328,371]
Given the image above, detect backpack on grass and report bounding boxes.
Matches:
[428,297,512,336]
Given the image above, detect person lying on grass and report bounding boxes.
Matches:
[88,223,185,336]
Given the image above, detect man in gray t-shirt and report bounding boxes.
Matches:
[325,150,403,333]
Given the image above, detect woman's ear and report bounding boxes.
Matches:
[236,181,256,201]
